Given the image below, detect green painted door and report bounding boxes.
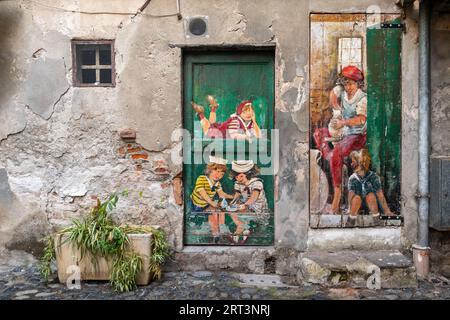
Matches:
[183,50,275,245]
[367,20,402,213]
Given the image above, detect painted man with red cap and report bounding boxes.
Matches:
[313,65,367,214]
[191,96,261,140]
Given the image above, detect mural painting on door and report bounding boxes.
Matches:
[183,51,275,245]
[310,14,403,228]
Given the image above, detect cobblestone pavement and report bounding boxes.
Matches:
[1,263,450,300]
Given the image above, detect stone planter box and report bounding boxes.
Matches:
[55,233,153,285]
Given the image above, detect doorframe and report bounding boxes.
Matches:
[180,45,277,246]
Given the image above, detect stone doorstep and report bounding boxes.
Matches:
[311,214,403,228]
[299,250,417,289]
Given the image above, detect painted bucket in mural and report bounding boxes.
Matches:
[183,51,275,245]
[310,14,403,228]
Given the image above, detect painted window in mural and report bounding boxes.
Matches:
[183,51,275,245]
[310,14,403,228]
[337,37,363,72]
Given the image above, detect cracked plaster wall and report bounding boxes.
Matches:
[0,0,428,271]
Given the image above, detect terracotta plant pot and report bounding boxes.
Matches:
[54,233,153,285]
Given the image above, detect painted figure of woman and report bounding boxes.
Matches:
[313,66,367,214]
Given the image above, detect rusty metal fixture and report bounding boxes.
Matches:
[413,244,430,278]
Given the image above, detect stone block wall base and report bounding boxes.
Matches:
[165,248,417,289]
[297,250,417,289]
[165,247,276,274]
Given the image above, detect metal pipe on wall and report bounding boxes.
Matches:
[413,0,432,278]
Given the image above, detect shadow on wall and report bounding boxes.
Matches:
[0,3,22,107]
[0,169,49,256]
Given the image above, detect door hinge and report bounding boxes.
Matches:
[381,23,406,32]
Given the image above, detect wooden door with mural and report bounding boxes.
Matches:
[309,14,403,228]
[183,50,275,245]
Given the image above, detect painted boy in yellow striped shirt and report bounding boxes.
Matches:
[190,158,234,242]
[190,163,234,211]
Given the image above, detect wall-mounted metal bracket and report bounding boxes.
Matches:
[381,22,406,33]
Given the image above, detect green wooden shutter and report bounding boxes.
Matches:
[366,20,402,212]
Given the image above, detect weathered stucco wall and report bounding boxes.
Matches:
[0,0,423,274]
[431,13,450,156]
[429,11,450,277]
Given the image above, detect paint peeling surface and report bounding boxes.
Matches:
[183,51,275,245]
[309,14,403,228]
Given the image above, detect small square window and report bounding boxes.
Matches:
[72,40,115,87]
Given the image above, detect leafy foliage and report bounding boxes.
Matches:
[110,252,143,292]
[39,194,171,292]
[39,235,56,281]
[61,195,128,259]
[121,225,170,280]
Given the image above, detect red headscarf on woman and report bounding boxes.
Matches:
[341,66,364,81]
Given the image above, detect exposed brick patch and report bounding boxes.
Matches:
[118,141,149,163]
[172,172,183,206]
[119,128,136,141]
[154,167,169,174]
[127,146,142,153]
[131,153,148,160]
[161,182,170,189]
[153,159,169,175]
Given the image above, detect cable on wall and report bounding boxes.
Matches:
[24,0,181,18]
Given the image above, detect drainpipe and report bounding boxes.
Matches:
[413,0,431,278]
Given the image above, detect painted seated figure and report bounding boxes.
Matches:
[222,160,269,244]
[229,160,269,220]
[313,65,367,214]
[346,149,395,227]
[191,96,261,141]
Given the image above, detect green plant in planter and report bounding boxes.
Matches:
[39,235,56,281]
[110,251,143,293]
[39,194,170,292]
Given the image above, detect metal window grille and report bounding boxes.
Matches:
[72,40,115,87]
